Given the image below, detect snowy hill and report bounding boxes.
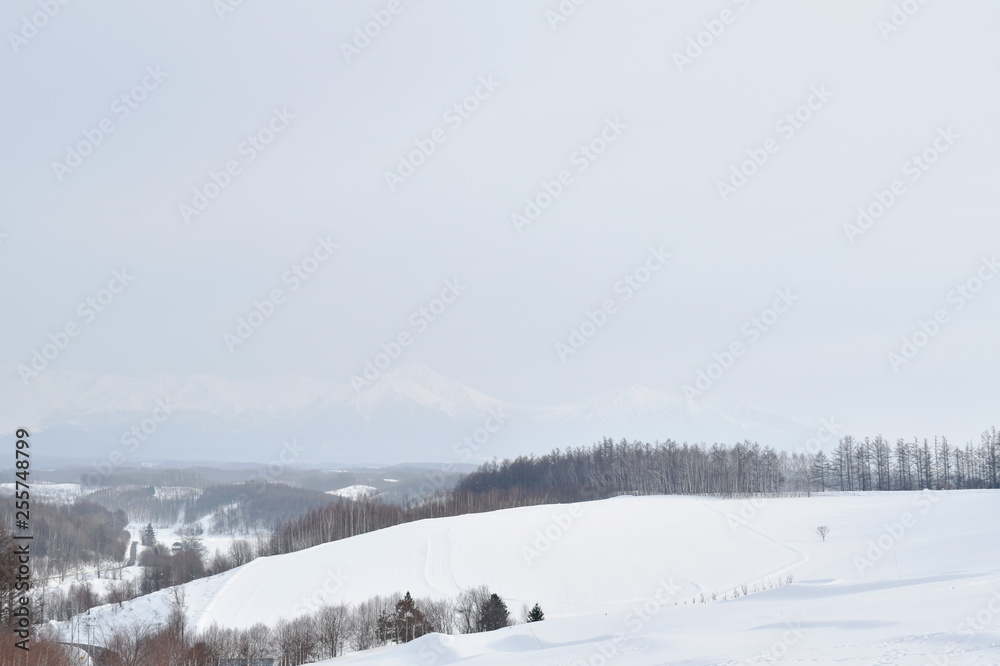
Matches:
[2,364,813,464]
[65,490,1000,663]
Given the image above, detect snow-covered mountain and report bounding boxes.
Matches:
[2,363,814,464]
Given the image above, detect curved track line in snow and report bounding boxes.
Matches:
[423,527,459,597]
[703,502,810,599]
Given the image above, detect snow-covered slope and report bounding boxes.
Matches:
[69,491,1000,663]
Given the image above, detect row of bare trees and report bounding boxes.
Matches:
[11,501,130,583]
[459,431,1000,503]
[815,430,1000,491]
[89,586,510,666]
[266,430,1000,559]
[194,586,509,664]
[38,578,138,622]
[19,539,206,625]
[453,438,812,503]
[81,485,192,526]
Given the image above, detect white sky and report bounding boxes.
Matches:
[2,0,999,447]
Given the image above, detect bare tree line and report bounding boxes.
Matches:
[90,585,512,666]
[265,429,999,558]
[814,429,1000,491]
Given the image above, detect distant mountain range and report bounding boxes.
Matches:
[1,363,814,466]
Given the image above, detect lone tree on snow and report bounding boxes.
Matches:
[527,603,545,623]
[816,525,830,542]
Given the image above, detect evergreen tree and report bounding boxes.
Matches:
[141,522,156,547]
[394,592,428,643]
[527,603,544,623]
[811,451,830,491]
[479,593,510,631]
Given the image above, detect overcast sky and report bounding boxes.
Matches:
[2,0,999,448]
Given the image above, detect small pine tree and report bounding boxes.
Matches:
[527,603,544,623]
[141,523,156,547]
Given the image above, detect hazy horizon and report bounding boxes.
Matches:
[3,1,999,465]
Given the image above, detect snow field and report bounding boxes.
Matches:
[60,490,1000,664]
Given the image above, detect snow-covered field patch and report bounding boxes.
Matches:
[326,484,378,500]
[0,482,82,504]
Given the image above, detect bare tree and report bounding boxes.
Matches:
[816,525,830,542]
[103,578,139,606]
[229,538,254,567]
[316,603,350,658]
[101,617,157,666]
[167,587,188,643]
[350,596,392,651]
[419,597,456,635]
[456,585,497,633]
